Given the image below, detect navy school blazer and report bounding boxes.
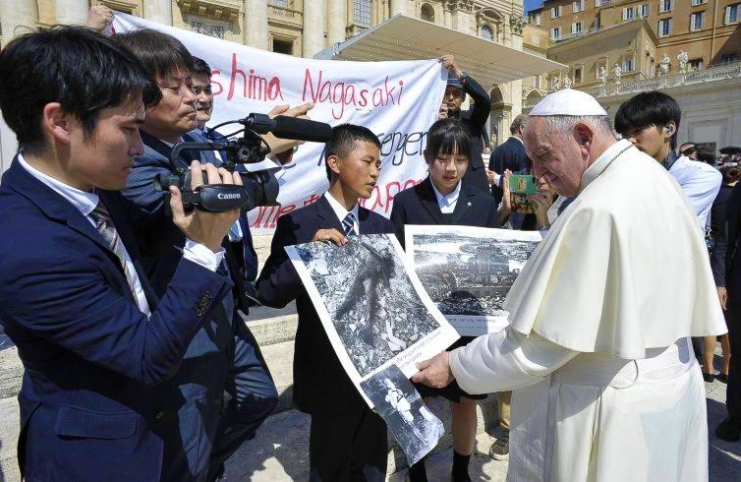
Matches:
[0,157,231,481]
[256,195,394,415]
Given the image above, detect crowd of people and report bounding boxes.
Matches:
[0,6,737,482]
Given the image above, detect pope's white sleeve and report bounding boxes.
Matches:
[449,326,578,394]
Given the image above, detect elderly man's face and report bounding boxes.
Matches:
[524,117,590,197]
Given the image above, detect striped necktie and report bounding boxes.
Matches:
[343,212,357,236]
[89,201,138,298]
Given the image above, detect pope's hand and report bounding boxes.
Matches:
[411,351,454,388]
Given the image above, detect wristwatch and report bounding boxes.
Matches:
[459,71,468,83]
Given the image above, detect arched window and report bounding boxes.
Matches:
[354,0,372,27]
[421,3,435,23]
[481,24,494,41]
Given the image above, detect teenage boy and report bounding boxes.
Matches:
[0,26,239,480]
[257,124,394,481]
[114,29,277,481]
[614,91,721,231]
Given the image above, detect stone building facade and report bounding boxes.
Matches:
[516,0,741,153]
[0,1,530,171]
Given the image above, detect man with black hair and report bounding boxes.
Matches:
[440,54,491,192]
[115,29,278,482]
[616,91,722,386]
[681,141,698,160]
[0,26,240,480]
[257,124,394,481]
[615,91,721,233]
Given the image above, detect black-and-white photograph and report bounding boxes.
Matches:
[405,225,543,335]
[287,234,458,378]
[360,364,444,466]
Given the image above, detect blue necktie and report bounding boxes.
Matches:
[343,212,357,236]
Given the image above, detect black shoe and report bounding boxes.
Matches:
[717,373,729,384]
[703,372,715,383]
[716,417,741,442]
[407,458,428,482]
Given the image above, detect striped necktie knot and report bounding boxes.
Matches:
[342,212,357,236]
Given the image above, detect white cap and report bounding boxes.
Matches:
[530,89,607,117]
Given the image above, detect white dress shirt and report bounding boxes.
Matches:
[324,192,360,234]
[19,153,224,316]
[430,179,462,214]
[669,155,722,232]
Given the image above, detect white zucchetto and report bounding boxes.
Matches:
[530,89,608,117]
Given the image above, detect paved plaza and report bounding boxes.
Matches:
[1,327,740,481]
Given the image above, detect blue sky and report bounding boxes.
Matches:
[525,0,543,12]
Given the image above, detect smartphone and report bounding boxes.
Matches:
[509,174,537,195]
[509,174,537,214]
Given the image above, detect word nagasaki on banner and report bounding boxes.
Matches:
[211,54,406,119]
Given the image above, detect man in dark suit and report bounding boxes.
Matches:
[489,114,531,207]
[187,56,260,289]
[719,179,741,441]
[440,54,491,192]
[257,124,393,481]
[114,29,277,481]
[0,27,241,480]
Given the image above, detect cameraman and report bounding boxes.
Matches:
[114,29,277,481]
[0,27,240,480]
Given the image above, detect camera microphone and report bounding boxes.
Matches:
[239,113,333,143]
[271,116,333,143]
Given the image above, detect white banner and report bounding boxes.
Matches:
[112,14,446,232]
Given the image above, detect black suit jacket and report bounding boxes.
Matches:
[256,196,394,415]
[456,75,491,192]
[0,158,229,480]
[390,178,499,248]
[711,184,732,287]
[725,184,741,302]
[489,136,531,205]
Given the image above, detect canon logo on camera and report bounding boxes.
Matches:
[217,192,242,200]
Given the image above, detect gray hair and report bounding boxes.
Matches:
[510,114,528,134]
[542,115,616,141]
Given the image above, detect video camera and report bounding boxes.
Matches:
[154,113,333,212]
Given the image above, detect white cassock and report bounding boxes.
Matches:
[449,140,727,481]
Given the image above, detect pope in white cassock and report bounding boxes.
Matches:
[412,89,728,481]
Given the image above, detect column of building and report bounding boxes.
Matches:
[54,0,89,26]
[390,0,406,16]
[244,0,268,49]
[443,4,453,29]
[143,0,173,25]
[0,0,38,47]
[303,0,327,58]
[327,0,347,45]
[508,14,524,119]
[452,5,472,34]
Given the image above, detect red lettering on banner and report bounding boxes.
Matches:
[211,70,223,96]
[303,194,322,206]
[384,181,401,213]
[225,53,284,102]
[358,179,424,214]
[302,69,406,120]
